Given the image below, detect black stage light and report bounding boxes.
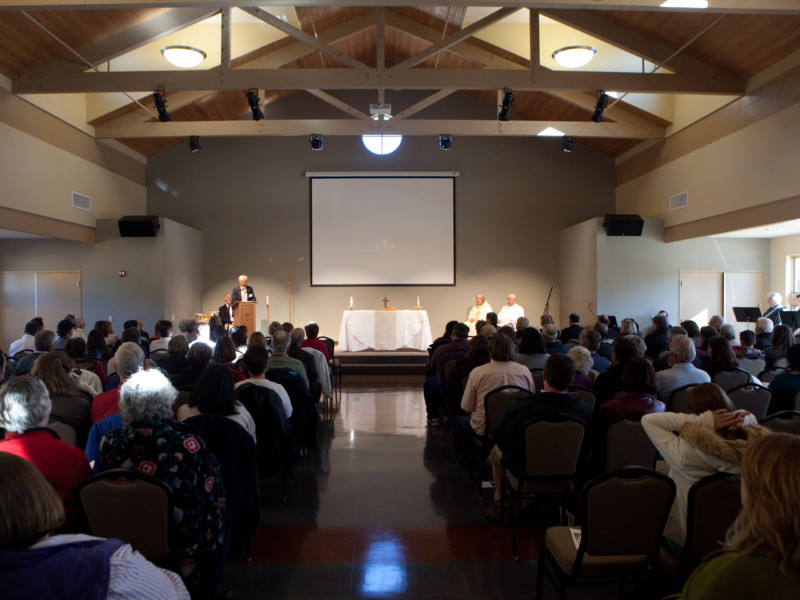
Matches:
[309,134,323,151]
[562,136,574,153]
[498,88,514,121]
[439,134,452,150]
[189,136,201,152]
[246,89,264,121]
[153,85,169,122]
[591,91,609,122]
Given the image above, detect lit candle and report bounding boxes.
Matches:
[266,296,269,305]
[417,296,420,306]
[350,296,353,308]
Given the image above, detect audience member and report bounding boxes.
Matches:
[235,345,293,419]
[579,329,610,373]
[568,346,595,389]
[213,337,245,383]
[680,320,701,347]
[14,329,54,375]
[767,344,800,413]
[644,314,669,362]
[92,342,146,423]
[63,337,105,395]
[765,324,794,369]
[169,343,212,391]
[708,314,724,332]
[754,317,773,351]
[424,323,470,426]
[593,337,638,401]
[594,322,614,360]
[515,316,529,340]
[655,335,711,403]
[513,327,549,370]
[695,325,718,363]
[268,330,308,388]
[642,383,765,550]
[627,334,647,358]
[676,433,800,599]
[149,319,173,353]
[620,318,640,338]
[559,313,583,344]
[157,335,189,375]
[596,314,618,340]
[0,376,93,530]
[654,327,690,372]
[597,357,665,424]
[301,322,331,362]
[719,323,740,348]
[86,328,112,362]
[485,312,498,328]
[703,336,742,376]
[8,320,40,357]
[542,324,568,355]
[288,328,321,399]
[52,319,76,352]
[736,329,763,359]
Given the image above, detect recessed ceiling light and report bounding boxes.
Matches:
[659,0,708,8]
[551,45,596,69]
[538,127,565,137]
[362,134,402,155]
[161,45,207,68]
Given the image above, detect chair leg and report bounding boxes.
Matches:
[536,549,546,600]
[511,491,519,561]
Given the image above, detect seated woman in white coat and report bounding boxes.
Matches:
[642,383,768,552]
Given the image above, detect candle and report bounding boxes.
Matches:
[350,296,354,308]
[417,296,420,305]
[266,296,269,305]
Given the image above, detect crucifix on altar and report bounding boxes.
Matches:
[285,274,296,320]
[382,296,389,309]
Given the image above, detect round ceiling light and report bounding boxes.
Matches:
[161,45,207,68]
[551,45,597,69]
[362,134,402,155]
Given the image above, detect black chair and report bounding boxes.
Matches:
[711,367,751,392]
[760,410,800,434]
[757,366,788,384]
[726,383,772,420]
[668,383,698,413]
[604,414,658,472]
[567,385,597,412]
[537,468,676,600]
[317,336,341,403]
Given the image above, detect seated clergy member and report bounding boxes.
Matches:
[465,293,492,336]
[232,274,256,303]
[486,354,593,519]
[497,294,524,328]
[655,335,711,403]
[460,333,534,439]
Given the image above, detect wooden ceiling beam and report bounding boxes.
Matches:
[1,1,797,16]
[95,117,665,139]
[392,89,457,120]
[14,67,746,95]
[389,6,522,72]
[306,89,371,120]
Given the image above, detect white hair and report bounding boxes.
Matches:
[0,377,51,433]
[568,346,593,375]
[118,369,177,426]
[757,317,774,333]
[115,342,145,380]
[768,291,782,304]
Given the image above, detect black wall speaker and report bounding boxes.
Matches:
[603,214,644,237]
[118,215,160,237]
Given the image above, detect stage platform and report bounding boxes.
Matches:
[336,348,428,379]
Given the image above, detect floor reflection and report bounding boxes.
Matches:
[339,388,427,436]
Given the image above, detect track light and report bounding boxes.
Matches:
[189,136,201,152]
[246,89,264,121]
[498,88,514,121]
[153,85,169,122]
[439,134,452,150]
[562,136,573,153]
[309,134,323,151]
[591,91,609,122]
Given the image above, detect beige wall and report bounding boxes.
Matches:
[616,102,800,228]
[558,218,599,326]
[770,234,800,305]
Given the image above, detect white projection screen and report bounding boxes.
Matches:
[310,175,455,286]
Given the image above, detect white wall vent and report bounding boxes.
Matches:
[72,192,91,212]
[669,191,688,211]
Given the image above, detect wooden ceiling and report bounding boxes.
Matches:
[2,1,799,157]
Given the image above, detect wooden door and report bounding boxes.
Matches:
[0,272,36,352]
[680,270,723,328]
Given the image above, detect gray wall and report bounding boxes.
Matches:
[146,91,617,337]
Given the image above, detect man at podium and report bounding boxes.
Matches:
[232,274,256,302]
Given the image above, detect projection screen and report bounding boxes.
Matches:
[310,174,456,286]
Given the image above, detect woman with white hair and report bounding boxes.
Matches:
[0,376,93,530]
[96,368,228,595]
[568,345,596,389]
[0,452,190,599]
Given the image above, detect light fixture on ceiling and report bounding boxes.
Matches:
[561,136,574,153]
[498,88,514,121]
[659,0,708,8]
[246,89,264,121]
[189,136,201,153]
[591,90,610,122]
[439,134,452,151]
[369,103,392,121]
[309,134,323,151]
[551,45,597,69]
[153,85,169,122]
[161,45,207,69]
[362,135,402,155]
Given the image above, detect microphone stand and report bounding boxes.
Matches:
[543,286,553,316]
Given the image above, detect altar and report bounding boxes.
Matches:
[338,310,433,352]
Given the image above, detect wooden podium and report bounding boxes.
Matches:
[232,301,256,334]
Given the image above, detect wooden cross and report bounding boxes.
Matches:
[382,296,389,309]
[285,274,296,320]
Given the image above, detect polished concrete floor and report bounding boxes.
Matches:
[225,384,674,600]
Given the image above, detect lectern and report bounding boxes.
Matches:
[232,301,256,334]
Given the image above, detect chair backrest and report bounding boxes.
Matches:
[711,368,751,392]
[442,357,460,396]
[738,357,766,379]
[317,336,336,360]
[680,472,742,573]
[149,349,169,363]
[760,410,800,434]
[726,384,772,420]
[484,386,533,440]
[523,417,586,478]
[580,468,675,567]
[78,468,173,561]
[604,415,658,472]
[531,369,544,393]
[567,386,597,411]
[757,366,788,384]
[47,420,77,446]
[668,383,697,413]
[776,357,790,369]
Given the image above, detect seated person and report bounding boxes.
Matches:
[542,324,568,355]
[765,324,794,369]
[644,314,669,362]
[642,383,765,551]
[64,336,106,392]
[0,376,93,530]
[675,433,800,599]
[464,294,492,337]
[655,336,711,403]
[0,452,189,600]
[736,329,764,359]
[267,330,308,389]
[754,317,773,351]
[158,335,190,375]
[169,343,212,391]
[567,346,595,389]
[513,327,549,371]
[8,320,40,357]
[92,342,145,423]
[767,344,800,413]
[213,337,245,383]
[680,320,701,347]
[301,322,331,362]
[597,357,665,424]
[703,336,742,377]
[149,319,173,353]
[235,345,293,419]
[593,337,638,402]
[96,369,228,595]
[579,329,610,373]
[719,323,740,349]
[559,313,583,344]
[496,294,524,328]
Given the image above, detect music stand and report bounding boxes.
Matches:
[733,306,762,329]
[607,315,619,329]
[779,310,800,331]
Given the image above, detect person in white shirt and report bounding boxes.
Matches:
[234,345,293,419]
[497,293,525,327]
[149,320,173,353]
[8,321,40,356]
[465,293,493,336]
